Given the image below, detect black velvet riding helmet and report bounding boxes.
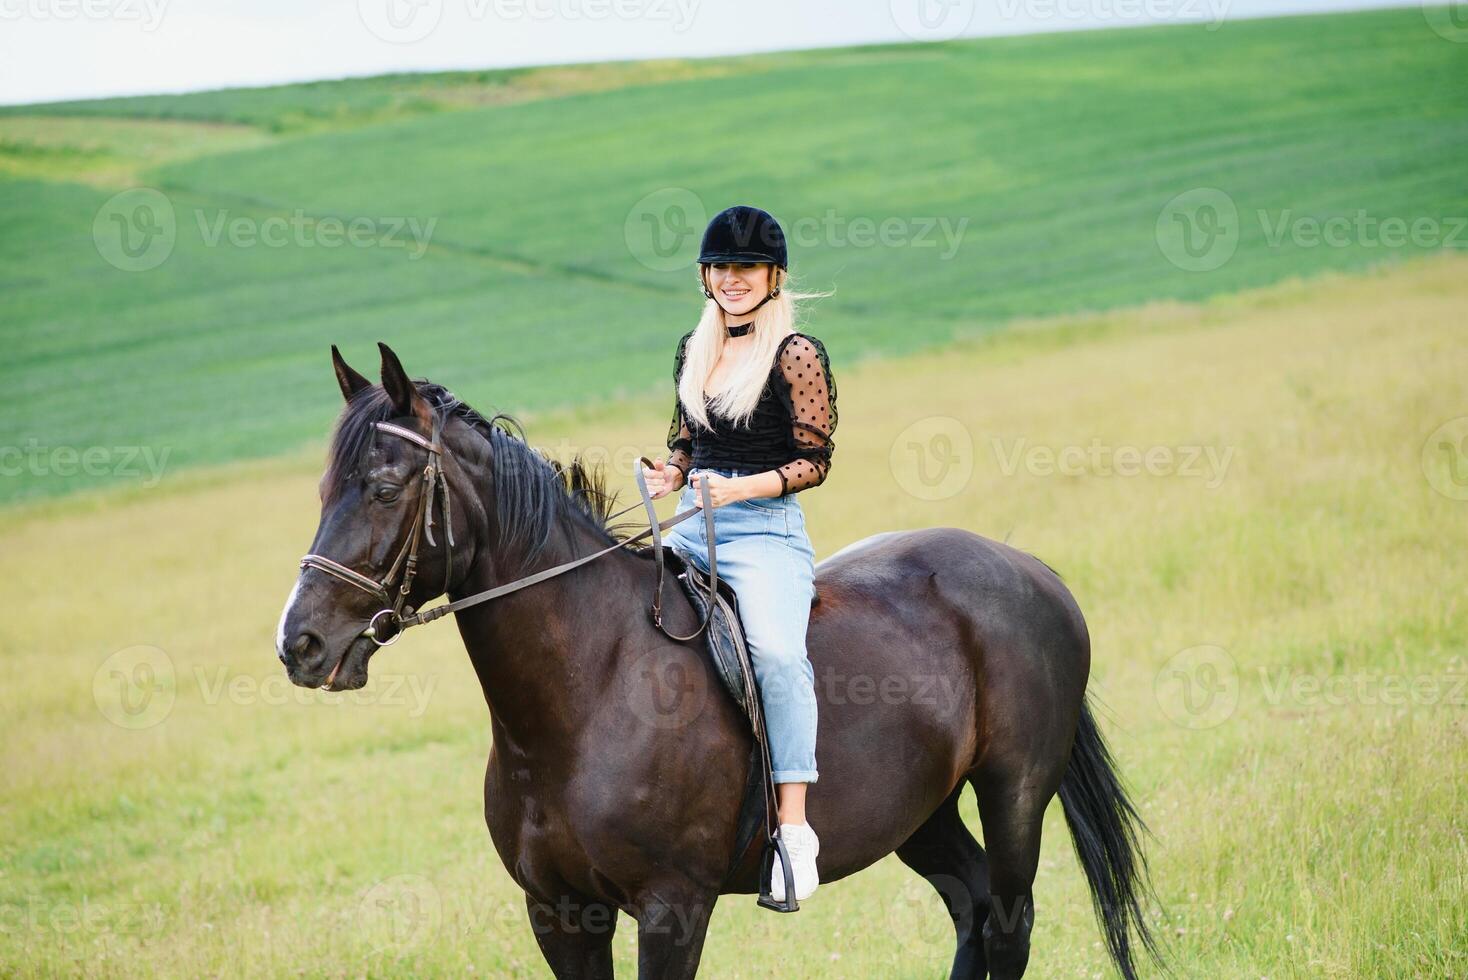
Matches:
[697,205,788,269]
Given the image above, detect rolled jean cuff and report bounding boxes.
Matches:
[772,769,819,784]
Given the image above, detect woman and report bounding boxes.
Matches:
[641,205,836,904]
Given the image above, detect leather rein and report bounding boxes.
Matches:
[299,414,719,650]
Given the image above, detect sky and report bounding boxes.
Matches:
[0,0,1422,106]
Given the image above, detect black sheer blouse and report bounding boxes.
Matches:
[666,330,837,496]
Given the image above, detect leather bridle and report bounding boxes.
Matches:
[299,414,455,647]
[298,413,718,650]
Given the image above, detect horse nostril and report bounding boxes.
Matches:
[287,631,321,663]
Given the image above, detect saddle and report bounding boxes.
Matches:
[633,460,806,912]
[669,549,759,722]
[669,548,820,725]
[666,549,796,910]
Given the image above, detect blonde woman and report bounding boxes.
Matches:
[641,205,836,903]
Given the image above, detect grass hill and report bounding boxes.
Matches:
[2,255,1463,976]
[1,7,1465,502]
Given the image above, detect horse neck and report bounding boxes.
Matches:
[446,452,649,746]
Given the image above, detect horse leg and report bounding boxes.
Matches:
[895,785,991,979]
[634,886,716,980]
[971,774,1050,980]
[524,891,618,980]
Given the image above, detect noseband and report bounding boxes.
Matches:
[298,414,717,648]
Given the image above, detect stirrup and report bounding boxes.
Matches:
[756,827,800,913]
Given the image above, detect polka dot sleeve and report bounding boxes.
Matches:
[665,331,694,488]
[774,333,837,496]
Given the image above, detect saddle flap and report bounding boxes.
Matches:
[665,548,791,908]
[669,548,760,723]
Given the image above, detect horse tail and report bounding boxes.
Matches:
[1057,701,1164,980]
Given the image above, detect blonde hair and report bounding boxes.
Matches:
[677,266,825,431]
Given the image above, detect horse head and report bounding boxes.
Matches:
[275,343,472,691]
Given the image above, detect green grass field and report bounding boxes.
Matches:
[2,255,1465,977]
[3,7,1467,977]
[2,7,1465,501]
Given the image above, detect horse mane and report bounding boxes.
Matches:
[323,380,642,571]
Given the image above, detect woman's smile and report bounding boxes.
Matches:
[706,261,769,318]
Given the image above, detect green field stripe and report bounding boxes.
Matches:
[3,7,1466,503]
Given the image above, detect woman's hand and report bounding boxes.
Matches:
[640,456,683,499]
[687,471,746,508]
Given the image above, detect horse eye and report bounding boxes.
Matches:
[375,485,401,503]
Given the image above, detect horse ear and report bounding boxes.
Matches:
[378,342,425,418]
[331,345,372,402]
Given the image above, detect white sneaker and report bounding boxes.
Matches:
[769,822,820,902]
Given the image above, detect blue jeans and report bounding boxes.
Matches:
[665,466,819,784]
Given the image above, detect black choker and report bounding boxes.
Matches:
[726,323,753,338]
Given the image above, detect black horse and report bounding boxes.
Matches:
[276,344,1160,979]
